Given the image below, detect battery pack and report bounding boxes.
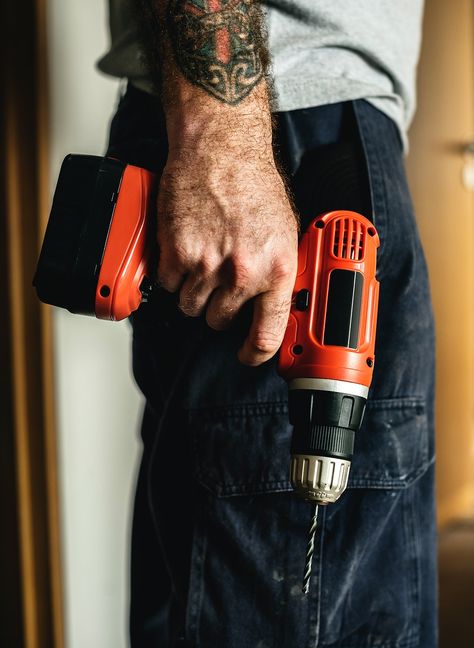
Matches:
[33,155,156,320]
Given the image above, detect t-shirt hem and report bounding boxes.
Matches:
[269,75,409,152]
[105,72,410,153]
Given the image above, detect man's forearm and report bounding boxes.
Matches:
[135,2,298,368]
[136,1,272,141]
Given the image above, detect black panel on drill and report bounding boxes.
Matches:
[33,155,125,315]
[289,390,366,459]
[324,270,363,349]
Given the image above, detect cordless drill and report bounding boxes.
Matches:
[277,210,380,592]
[34,155,380,593]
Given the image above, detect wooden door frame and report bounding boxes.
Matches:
[1,2,63,647]
[407,0,474,527]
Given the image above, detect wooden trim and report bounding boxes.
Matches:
[438,485,474,530]
[36,1,64,643]
[406,0,474,529]
[1,1,64,646]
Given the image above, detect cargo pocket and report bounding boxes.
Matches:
[348,397,431,489]
[321,398,433,648]
[188,396,431,496]
[186,397,433,648]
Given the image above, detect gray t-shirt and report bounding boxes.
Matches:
[97,1,424,150]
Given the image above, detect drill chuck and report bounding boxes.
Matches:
[291,455,351,505]
[289,378,368,504]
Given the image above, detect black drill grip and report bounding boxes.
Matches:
[289,389,366,460]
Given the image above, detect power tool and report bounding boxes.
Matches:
[277,210,380,592]
[34,155,380,594]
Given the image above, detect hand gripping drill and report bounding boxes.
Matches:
[34,156,380,594]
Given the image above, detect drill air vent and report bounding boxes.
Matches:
[332,217,365,260]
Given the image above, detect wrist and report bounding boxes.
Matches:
[164,76,273,150]
[167,114,273,155]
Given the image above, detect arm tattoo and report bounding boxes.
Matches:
[166,1,267,105]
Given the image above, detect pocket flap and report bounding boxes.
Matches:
[190,402,293,497]
[188,397,432,497]
[350,398,431,488]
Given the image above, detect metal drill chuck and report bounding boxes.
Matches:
[288,378,368,505]
[291,454,351,504]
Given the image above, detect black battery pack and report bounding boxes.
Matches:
[33,155,125,315]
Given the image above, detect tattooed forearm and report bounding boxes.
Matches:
[167,1,267,105]
[135,1,269,106]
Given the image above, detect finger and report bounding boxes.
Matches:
[237,288,293,366]
[179,273,220,317]
[205,286,251,330]
[157,250,187,293]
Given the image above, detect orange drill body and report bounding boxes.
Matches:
[95,163,156,320]
[278,211,380,388]
[277,211,380,593]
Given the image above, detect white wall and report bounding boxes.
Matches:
[47,2,143,646]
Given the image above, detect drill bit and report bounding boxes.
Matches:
[302,504,319,595]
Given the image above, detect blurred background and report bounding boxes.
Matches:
[1,0,474,647]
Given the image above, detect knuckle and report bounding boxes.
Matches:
[231,256,253,289]
[159,280,174,293]
[160,235,195,268]
[173,243,192,266]
[206,312,226,331]
[197,255,217,277]
[159,245,187,275]
[227,285,246,303]
[178,298,196,316]
[157,270,178,293]
[249,331,282,356]
[179,287,202,316]
[180,302,204,318]
[272,257,295,282]
[205,301,235,331]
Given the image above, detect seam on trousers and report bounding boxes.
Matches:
[351,101,376,226]
[186,509,207,647]
[408,481,422,645]
[145,339,199,640]
[352,101,390,280]
[400,487,420,648]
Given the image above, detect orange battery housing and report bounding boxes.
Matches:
[95,163,156,320]
[278,211,380,388]
[33,155,157,321]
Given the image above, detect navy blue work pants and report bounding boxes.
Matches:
[107,84,437,648]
